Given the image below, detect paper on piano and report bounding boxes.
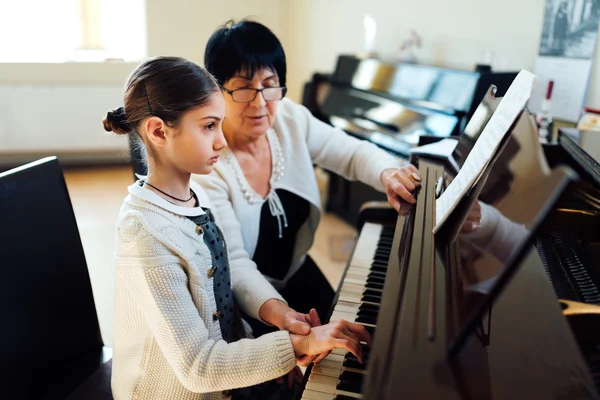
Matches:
[410,138,460,172]
[433,70,536,234]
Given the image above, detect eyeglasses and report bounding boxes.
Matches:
[222,86,287,103]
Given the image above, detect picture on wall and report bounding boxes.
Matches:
[539,0,600,59]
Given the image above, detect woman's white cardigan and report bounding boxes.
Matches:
[194,98,405,289]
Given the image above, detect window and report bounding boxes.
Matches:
[0,0,146,63]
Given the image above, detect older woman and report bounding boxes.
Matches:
[194,20,422,335]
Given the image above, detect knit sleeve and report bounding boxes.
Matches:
[279,99,406,192]
[460,202,529,264]
[115,214,296,393]
[193,172,287,320]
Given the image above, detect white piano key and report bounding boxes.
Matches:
[312,365,342,377]
[306,374,338,394]
[348,223,382,268]
[301,223,383,400]
[333,303,359,314]
[331,348,347,356]
[322,353,345,363]
[330,311,357,322]
[338,293,362,304]
[339,286,363,295]
[346,267,371,277]
[316,358,343,369]
[301,389,335,399]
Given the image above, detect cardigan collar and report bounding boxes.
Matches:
[128,175,210,217]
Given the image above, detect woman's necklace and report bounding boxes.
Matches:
[142,180,194,203]
[226,129,285,204]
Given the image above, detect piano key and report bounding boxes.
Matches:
[356,314,377,325]
[312,365,343,378]
[331,348,347,356]
[317,358,344,369]
[301,223,390,400]
[323,353,345,363]
[301,389,335,399]
[343,355,364,371]
[306,371,364,399]
[336,371,365,394]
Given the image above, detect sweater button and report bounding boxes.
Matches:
[213,310,222,321]
[222,390,231,397]
[195,225,203,235]
[207,266,217,278]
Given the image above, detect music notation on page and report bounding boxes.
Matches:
[433,69,536,234]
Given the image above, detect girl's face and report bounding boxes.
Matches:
[166,91,228,175]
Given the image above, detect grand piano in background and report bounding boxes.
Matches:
[302,54,518,225]
[298,99,600,399]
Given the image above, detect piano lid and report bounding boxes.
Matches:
[331,55,481,113]
[310,55,518,157]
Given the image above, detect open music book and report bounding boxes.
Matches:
[433,70,536,233]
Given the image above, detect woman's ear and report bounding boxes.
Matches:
[142,117,168,147]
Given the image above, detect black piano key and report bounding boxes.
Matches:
[356,314,377,325]
[370,266,387,273]
[364,325,375,336]
[365,282,385,291]
[345,353,370,367]
[366,278,386,287]
[344,353,370,367]
[363,288,381,297]
[358,307,378,316]
[343,355,365,370]
[336,371,364,394]
[366,276,385,285]
[372,259,388,266]
[368,269,386,277]
[361,294,381,304]
[374,254,389,263]
[359,303,379,312]
[367,273,386,282]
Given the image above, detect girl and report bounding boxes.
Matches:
[103,56,370,400]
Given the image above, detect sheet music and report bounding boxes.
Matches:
[433,70,536,233]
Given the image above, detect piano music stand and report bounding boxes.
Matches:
[445,165,579,358]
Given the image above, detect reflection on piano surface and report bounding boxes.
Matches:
[303,54,519,225]
[298,112,600,397]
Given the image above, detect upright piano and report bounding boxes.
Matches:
[298,109,600,398]
[303,54,518,225]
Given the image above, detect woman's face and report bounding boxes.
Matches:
[221,68,283,138]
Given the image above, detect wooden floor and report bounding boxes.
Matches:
[63,164,356,346]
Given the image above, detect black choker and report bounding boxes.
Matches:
[142,180,194,203]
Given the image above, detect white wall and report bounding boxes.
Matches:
[283,0,600,111]
[1,0,598,127]
[0,0,288,164]
[0,0,287,86]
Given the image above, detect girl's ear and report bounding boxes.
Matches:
[142,117,168,147]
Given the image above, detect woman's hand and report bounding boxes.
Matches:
[290,320,372,367]
[380,165,422,213]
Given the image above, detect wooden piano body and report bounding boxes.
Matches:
[299,110,600,399]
